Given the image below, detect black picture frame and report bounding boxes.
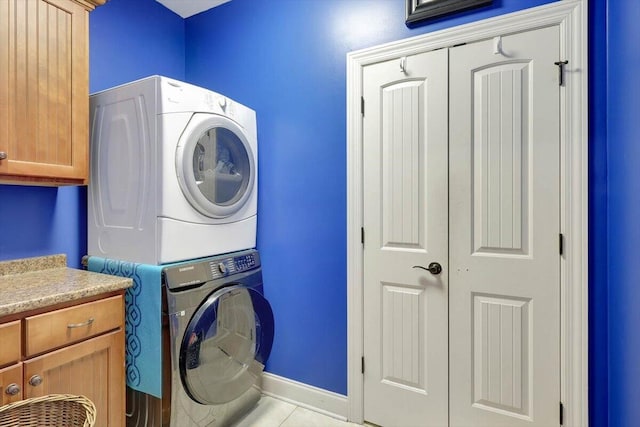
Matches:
[406,0,492,26]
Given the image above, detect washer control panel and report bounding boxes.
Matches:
[164,249,260,290]
[234,253,257,271]
[208,252,257,280]
[209,258,236,279]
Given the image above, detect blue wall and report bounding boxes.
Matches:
[89,0,185,93]
[607,1,640,426]
[0,185,86,267]
[184,0,557,394]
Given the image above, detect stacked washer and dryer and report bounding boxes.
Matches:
[86,76,274,427]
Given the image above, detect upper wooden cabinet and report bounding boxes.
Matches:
[0,0,106,185]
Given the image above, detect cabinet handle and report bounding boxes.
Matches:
[67,317,94,329]
[0,152,6,160]
[29,375,42,387]
[5,383,20,396]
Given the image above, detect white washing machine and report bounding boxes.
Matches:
[88,75,257,264]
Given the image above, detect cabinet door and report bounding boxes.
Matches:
[0,0,89,184]
[23,329,125,427]
[0,363,23,405]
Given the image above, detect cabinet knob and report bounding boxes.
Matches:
[5,383,20,396]
[0,152,6,160]
[28,375,43,387]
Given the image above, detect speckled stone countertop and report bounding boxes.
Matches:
[0,254,132,317]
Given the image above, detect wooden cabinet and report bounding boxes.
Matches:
[0,321,20,367]
[0,294,125,427]
[0,364,23,405]
[24,330,125,426]
[0,321,22,405]
[24,296,123,357]
[0,0,106,185]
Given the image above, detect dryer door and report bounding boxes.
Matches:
[180,285,274,405]
[176,114,255,218]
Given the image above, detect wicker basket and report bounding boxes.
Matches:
[0,394,96,427]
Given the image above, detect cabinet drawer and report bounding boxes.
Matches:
[0,320,21,367]
[24,296,124,357]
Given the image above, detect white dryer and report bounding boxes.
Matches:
[88,75,257,264]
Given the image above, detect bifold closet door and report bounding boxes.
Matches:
[362,48,449,427]
[448,26,561,427]
[360,24,561,427]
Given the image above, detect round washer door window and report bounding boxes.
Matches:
[179,285,274,405]
[176,114,255,218]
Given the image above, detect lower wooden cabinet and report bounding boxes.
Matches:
[23,329,125,427]
[0,293,125,427]
[0,363,23,405]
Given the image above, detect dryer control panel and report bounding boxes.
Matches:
[164,249,260,290]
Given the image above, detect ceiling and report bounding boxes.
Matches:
[155,0,231,18]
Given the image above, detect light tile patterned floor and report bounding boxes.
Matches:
[232,396,364,427]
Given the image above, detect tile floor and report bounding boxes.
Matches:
[232,396,364,427]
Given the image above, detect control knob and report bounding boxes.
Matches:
[218,263,227,274]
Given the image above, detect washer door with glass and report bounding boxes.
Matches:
[179,285,274,405]
[176,114,255,218]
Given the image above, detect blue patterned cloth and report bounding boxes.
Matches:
[88,257,164,398]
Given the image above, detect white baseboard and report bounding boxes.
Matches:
[261,372,349,421]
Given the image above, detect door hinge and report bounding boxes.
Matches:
[361,356,365,374]
[361,96,365,116]
[554,60,569,86]
[559,233,564,255]
[361,227,365,246]
[559,402,564,425]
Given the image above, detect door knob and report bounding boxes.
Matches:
[413,262,442,275]
[0,151,6,160]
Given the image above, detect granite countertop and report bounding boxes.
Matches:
[0,254,132,317]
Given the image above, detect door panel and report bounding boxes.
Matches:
[181,285,274,405]
[176,114,255,219]
[473,62,530,255]
[363,48,449,427]
[449,26,560,427]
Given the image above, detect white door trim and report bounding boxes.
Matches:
[345,1,588,425]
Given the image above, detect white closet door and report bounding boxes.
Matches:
[449,26,561,427]
[362,48,449,427]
